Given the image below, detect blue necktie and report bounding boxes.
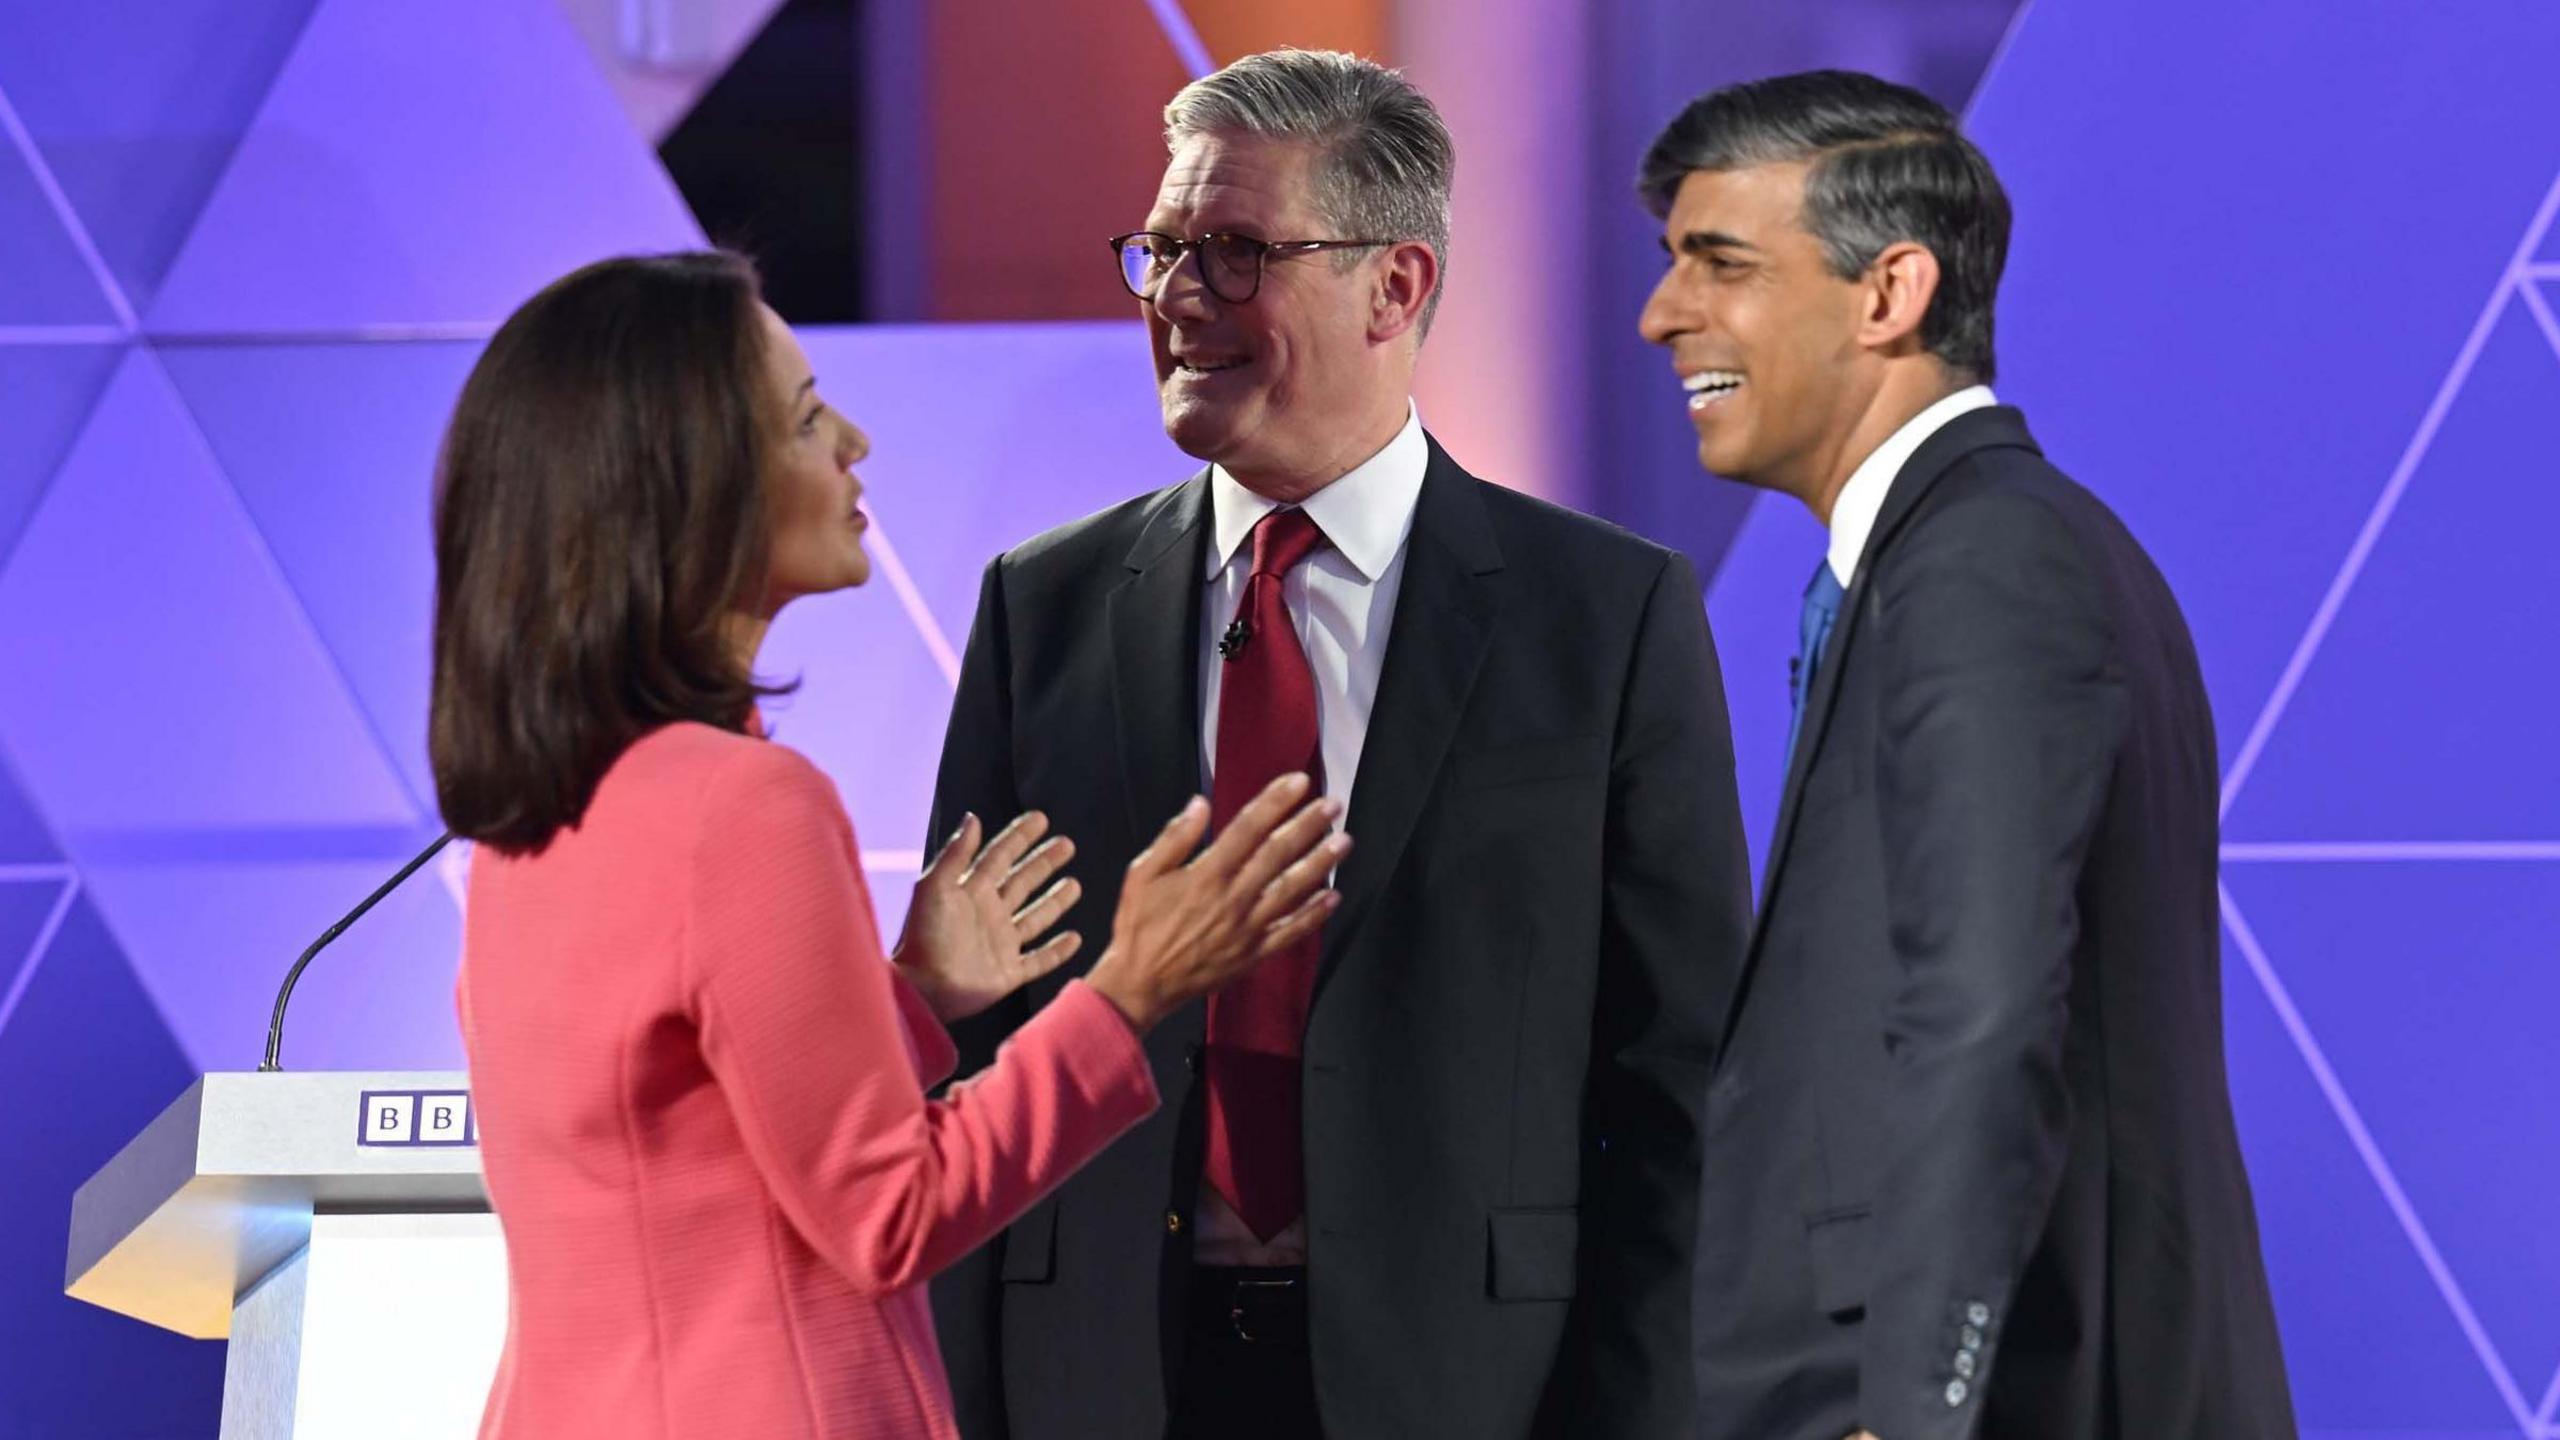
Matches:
[1786,561,1846,762]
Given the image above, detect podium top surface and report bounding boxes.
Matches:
[67,1071,488,1338]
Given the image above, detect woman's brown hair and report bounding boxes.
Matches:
[430,250,786,854]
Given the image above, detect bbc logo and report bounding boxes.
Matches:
[358,1090,476,1148]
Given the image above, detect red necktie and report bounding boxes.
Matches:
[1202,507,1328,1241]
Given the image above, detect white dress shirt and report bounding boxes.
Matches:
[1826,384,1997,587]
[1191,402,1427,1266]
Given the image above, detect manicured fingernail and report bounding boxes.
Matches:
[1185,796,1207,817]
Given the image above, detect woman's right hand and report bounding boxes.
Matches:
[1083,774,1347,1034]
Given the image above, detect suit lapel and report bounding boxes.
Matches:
[1729,408,2046,1016]
[1108,475,1211,854]
[1318,440,1504,995]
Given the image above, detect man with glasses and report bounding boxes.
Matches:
[926,48,1750,1440]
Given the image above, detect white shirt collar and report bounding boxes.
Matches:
[1826,384,1997,587]
[1207,403,1427,584]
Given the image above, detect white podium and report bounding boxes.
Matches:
[66,1071,506,1439]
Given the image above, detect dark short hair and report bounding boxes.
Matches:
[430,251,786,854]
[1639,70,2010,381]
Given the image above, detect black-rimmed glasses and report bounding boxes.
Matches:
[1109,230,1394,305]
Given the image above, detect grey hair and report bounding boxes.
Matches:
[1164,48,1454,336]
[1639,70,2010,382]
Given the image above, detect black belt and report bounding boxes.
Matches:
[1189,1265,1309,1348]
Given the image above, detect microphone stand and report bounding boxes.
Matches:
[257,830,455,1073]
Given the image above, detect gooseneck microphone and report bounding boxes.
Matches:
[257,829,454,1072]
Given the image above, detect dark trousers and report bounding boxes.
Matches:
[1167,1266,1322,1440]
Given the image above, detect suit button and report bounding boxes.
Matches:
[1164,1211,1184,1236]
[1944,1379,1969,1407]
[1965,1300,1991,1327]
[1960,1324,1983,1351]
[1954,1351,1977,1378]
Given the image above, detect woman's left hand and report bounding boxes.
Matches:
[892,811,1083,1023]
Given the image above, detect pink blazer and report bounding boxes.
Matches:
[457,723,1157,1439]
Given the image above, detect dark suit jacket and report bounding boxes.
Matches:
[1693,406,2296,1440]
[926,436,1751,1439]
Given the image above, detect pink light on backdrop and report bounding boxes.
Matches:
[1397,0,1592,507]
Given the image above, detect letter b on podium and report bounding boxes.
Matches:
[420,1098,469,1144]
[362,1095,417,1144]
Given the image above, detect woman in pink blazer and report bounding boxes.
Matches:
[429,252,1345,1440]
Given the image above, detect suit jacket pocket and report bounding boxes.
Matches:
[1804,1204,1871,1318]
[1454,734,1607,793]
[1487,1207,1579,1301]
[1000,1197,1058,1283]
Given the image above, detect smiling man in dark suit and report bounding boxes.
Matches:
[1637,70,2296,1440]
[923,47,1751,1440]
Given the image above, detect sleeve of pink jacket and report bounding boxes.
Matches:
[681,742,1160,1299]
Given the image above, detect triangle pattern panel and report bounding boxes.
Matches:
[160,340,484,805]
[0,0,323,314]
[2216,939,2526,1433]
[2224,296,2560,842]
[0,877,67,1017]
[794,323,1194,637]
[555,0,793,144]
[1968,0,2560,786]
[0,342,121,570]
[0,127,120,326]
[0,891,226,1434]
[0,746,62,865]
[0,347,419,839]
[81,851,459,1072]
[2224,862,2560,1411]
[146,0,704,335]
